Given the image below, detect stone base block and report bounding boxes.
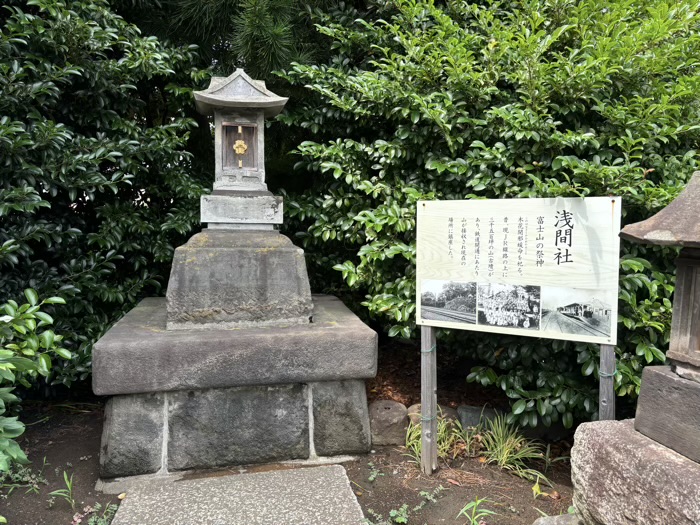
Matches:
[635,365,700,463]
[168,385,309,471]
[166,230,312,329]
[571,419,700,525]
[93,295,377,396]
[100,393,165,478]
[369,400,408,446]
[100,380,371,479]
[457,405,498,429]
[312,381,370,455]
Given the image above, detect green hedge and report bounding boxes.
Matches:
[0,0,209,387]
[280,0,700,426]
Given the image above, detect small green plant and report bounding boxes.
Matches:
[0,459,48,496]
[388,505,409,524]
[406,417,459,464]
[365,505,409,525]
[405,410,480,466]
[404,419,422,465]
[365,486,445,524]
[368,462,384,482]
[541,444,570,473]
[451,419,484,458]
[49,471,76,510]
[457,497,497,525]
[418,486,445,504]
[69,502,119,525]
[480,415,548,483]
[531,475,551,500]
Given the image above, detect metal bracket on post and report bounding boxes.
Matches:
[599,344,616,420]
[420,325,438,475]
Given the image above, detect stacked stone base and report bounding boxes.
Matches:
[101,380,369,478]
[93,295,377,479]
[571,419,700,525]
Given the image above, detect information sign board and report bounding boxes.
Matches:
[416,197,621,345]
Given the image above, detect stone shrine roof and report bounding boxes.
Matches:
[620,171,700,247]
[193,69,288,117]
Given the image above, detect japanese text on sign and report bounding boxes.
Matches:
[416,197,621,345]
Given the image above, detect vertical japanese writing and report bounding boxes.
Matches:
[554,210,574,265]
[460,218,468,267]
[474,218,481,276]
[536,216,545,268]
[447,217,454,259]
[488,218,495,278]
[502,217,509,278]
[517,216,525,276]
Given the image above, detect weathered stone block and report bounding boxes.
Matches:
[200,191,283,225]
[100,393,164,479]
[369,400,408,446]
[635,366,700,462]
[312,381,370,456]
[532,516,582,525]
[166,230,312,329]
[407,404,457,425]
[93,295,377,396]
[572,419,700,525]
[457,405,498,428]
[168,385,309,471]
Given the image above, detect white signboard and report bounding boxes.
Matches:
[416,197,621,345]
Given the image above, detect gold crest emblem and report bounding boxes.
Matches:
[233,140,248,155]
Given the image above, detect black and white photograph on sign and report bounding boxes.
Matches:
[420,280,477,324]
[477,283,541,330]
[540,287,614,338]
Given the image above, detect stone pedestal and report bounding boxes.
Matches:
[94,295,377,478]
[166,230,313,330]
[571,420,700,525]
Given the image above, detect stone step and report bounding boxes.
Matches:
[111,465,364,525]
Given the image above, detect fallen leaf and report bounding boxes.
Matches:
[446,478,461,487]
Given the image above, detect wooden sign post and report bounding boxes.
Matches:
[420,326,438,474]
[599,344,616,420]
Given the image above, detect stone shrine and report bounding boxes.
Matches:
[92,70,377,478]
[568,172,700,525]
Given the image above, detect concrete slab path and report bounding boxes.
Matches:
[111,464,365,525]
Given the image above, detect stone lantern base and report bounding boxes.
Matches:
[571,419,700,525]
[570,366,700,524]
[92,295,377,478]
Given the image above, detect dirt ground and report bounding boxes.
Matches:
[2,340,574,525]
[1,403,116,525]
[346,447,573,525]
